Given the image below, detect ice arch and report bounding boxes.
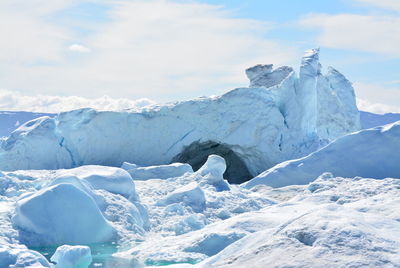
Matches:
[172,141,252,184]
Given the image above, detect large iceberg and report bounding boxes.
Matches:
[0,49,360,183]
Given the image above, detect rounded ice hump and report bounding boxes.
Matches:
[12,183,116,247]
[58,165,139,202]
[50,245,92,268]
[156,182,206,213]
[195,154,230,191]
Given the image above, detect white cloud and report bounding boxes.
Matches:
[68,44,91,53]
[353,0,400,12]
[0,89,155,113]
[299,13,400,57]
[354,82,400,113]
[357,98,400,114]
[0,0,297,102]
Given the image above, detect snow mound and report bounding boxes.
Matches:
[0,49,360,184]
[245,122,400,188]
[195,155,230,191]
[12,183,116,246]
[0,245,51,268]
[157,182,206,213]
[125,162,193,180]
[57,165,139,201]
[50,245,92,268]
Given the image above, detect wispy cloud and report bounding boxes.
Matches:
[354,82,400,113]
[68,44,91,53]
[353,0,400,12]
[299,13,400,57]
[357,98,400,114]
[0,89,155,113]
[0,0,297,102]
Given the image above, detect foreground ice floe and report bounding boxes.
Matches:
[196,174,400,268]
[0,150,399,267]
[0,165,150,267]
[113,171,400,267]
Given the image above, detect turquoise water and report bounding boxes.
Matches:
[30,241,119,267]
[145,260,199,266]
[31,241,200,267]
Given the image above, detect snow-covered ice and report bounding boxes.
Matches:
[0,244,51,268]
[50,245,92,268]
[360,111,400,129]
[0,154,399,267]
[196,175,400,268]
[12,183,117,246]
[124,163,193,181]
[244,121,400,188]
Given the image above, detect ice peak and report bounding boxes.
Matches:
[246,64,293,88]
[303,48,320,59]
[300,48,321,77]
[245,64,273,81]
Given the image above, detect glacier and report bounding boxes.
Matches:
[0,49,360,184]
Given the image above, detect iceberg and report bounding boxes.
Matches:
[0,245,51,268]
[0,49,360,184]
[50,245,92,268]
[12,183,117,246]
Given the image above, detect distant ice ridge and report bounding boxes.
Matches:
[0,49,360,183]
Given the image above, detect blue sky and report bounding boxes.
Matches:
[0,0,399,113]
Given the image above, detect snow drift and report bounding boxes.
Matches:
[244,121,400,188]
[0,49,360,183]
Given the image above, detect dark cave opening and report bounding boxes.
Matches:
[171,141,252,184]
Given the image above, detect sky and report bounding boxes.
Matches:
[0,0,399,113]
